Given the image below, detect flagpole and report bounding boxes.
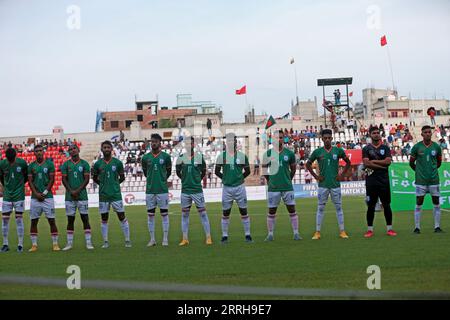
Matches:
[291,58,299,104]
[385,44,396,93]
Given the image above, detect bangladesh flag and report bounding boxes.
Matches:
[265,115,276,130]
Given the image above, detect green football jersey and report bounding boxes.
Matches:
[0,158,28,202]
[142,151,172,194]
[60,158,90,201]
[410,141,442,186]
[28,160,55,199]
[176,152,205,194]
[92,157,124,202]
[216,151,249,187]
[263,147,296,192]
[308,146,347,189]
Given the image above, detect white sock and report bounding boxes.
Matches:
[267,214,276,236]
[241,215,251,236]
[368,226,374,232]
[2,216,10,246]
[120,219,130,242]
[16,214,24,246]
[31,233,38,246]
[147,213,155,241]
[84,229,92,244]
[101,221,108,242]
[67,230,74,246]
[162,213,169,242]
[181,209,190,240]
[198,208,211,237]
[51,233,58,245]
[316,203,325,232]
[334,203,345,231]
[387,225,393,231]
[221,216,230,237]
[289,212,299,235]
[414,205,422,229]
[433,204,441,229]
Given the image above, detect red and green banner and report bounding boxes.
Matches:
[265,115,276,130]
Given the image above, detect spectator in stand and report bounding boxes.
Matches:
[440,138,448,150]
[253,156,260,176]
[304,169,312,184]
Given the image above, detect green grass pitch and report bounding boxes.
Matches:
[0,196,449,299]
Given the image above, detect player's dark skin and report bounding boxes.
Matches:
[62,145,91,232]
[0,149,27,218]
[305,133,351,182]
[263,132,297,215]
[27,146,57,235]
[142,137,172,216]
[409,128,441,206]
[362,129,392,170]
[215,135,250,217]
[176,137,206,212]
[93,143,126,224]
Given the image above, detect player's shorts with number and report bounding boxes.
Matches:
[317,187,342,205]
[99,201,125,214]
[181,193,205,209]
[146,193,169,210]
[222,184,247,210]
[30,198,55,219]
[267,191,295,208]
[65,201,89,216]
[2,201,25,213]
[416,184,440,197]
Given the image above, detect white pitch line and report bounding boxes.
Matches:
[0,275,449,299]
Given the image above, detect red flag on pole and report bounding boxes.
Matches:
[235,85,246,95]
[380,35,387,47]
[349,91,353,97]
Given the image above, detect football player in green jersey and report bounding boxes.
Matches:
[142,133,172,247]
[215,133,252,244]
[176,136,212,246]
[28,144,60,252]
[0,148,28,252]
[262,130,301,241]
[92,141,130,248]
[409,125,443,233]
[306,129,351,240]
[61,144,93,250]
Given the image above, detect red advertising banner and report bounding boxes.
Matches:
[339,149,362,166]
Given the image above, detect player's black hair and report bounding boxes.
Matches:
[421,125,432,132]
[150,133,162,141]
[68,143,79,150]
[34,144,43,150]
[5,148,16,161]
[101,140,113,148]
[278,130,284,136]
[321,129,333,136]
[369,125,380,133]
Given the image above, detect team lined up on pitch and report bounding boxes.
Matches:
[0,126,444,252]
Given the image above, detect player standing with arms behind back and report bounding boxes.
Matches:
[141,133,172,247]
[28,144,60,252]
[215,133,252,244]
[409,125,443,234]
[92,141,131,248]
[176,136,212,246]
[306,129,351,240]
[262,130,301,241]
[0,148,28,252]
[60,144,94,250]
[362,126,397,238]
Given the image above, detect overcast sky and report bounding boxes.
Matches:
[1,0,449,137]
